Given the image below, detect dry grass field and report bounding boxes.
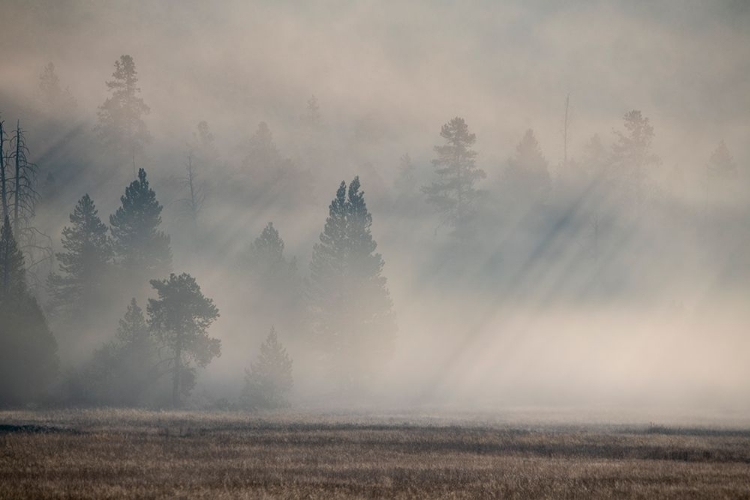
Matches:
[1,409,750,499]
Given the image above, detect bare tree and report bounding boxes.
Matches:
[179,153,205,236]
[6,121,53,289]
[0,120,7,222]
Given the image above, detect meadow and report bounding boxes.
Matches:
[1,409,749,499]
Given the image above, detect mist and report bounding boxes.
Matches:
[1,0,749,416]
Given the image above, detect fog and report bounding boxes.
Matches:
[1,0,749,414]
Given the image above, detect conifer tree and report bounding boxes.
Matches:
[611,110,660,207]
[241,327,293,409]
[707,140,737,179]
[503,129,551,200]
[301,95,321,127]
[148,273,220,407]
[110,168,171,279]
[394,153,417,196]
[96,55,151,175]
[38,62,77,113]
[422,117,485,229]
[48,194,113,321]
[308,177,396,385]
[247,222,297,286]
[84,298,158,406]
[0,216,58,406]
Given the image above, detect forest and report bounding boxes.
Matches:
[1,1,749,413]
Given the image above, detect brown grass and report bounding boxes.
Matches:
[1,409,749,499]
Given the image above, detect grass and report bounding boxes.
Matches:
[1,409,749,498]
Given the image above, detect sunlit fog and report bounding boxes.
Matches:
[1,0,749,414]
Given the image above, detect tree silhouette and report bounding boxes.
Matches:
[0,216,58,406]
[247,222,297,286]
[148,273,220,407]
[74,298,159,406]
[241,327,293,410]
[308,177,396,386]
[38,62,77,113]
[301,95,321,128]
[611,110,660,208]
[502,129,550,202]
[0,119,8,222]
[706,140,737,180]
[96,55,151,176]
[47,194,113,323]
[422,117,485,230]
[110,168,171,279]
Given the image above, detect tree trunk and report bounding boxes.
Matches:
[14,121,20,231]
[0,121,7,222]
[172,340,182,407]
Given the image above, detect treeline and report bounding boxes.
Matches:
[0,54,747,408]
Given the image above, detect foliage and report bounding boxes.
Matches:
[241,327,293,410]
[502,129,550,201]
[422,117,486,229]
[148,273,220,406]
[47,194,113,322]
[308,177,396,385]
[0,217,58,406]
[96,55,151,170]
[110,168,171,278]
[706,140,737,179]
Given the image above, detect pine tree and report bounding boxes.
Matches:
[241,327,293,410]
[148,273,220,407]
[308,177,396,386]
[0,216,25,296]
[707,140,737,179]
[394,153,417,196]
[48,194,113,321]
[0,216,58,406]
[96,55,151,175]
[244,122,281,172]
[611,110,660,207]
[110,168,171,279]
[247,222,297,284]
[503,129,551,201]
[38,62,77,113]
[422,117,485,229]
[301,95,321,127]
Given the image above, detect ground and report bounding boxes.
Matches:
[1,409,749,499]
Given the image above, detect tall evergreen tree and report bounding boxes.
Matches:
[301,95,321,128]
[48,194,113,322]
[110,168,171,279]
[241,327,293,410]
[611,110,660,207]
[706,140,737,179]
[148,273,220,407]
[503,129,551,201]
[38,62,77,113]
[0,216,58,406]
[308,177,396,386]
[244,122,281,172]
[247,222,297,286]
[422,117,485,229]
[84,298,159,406]
[96,55,151,175]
